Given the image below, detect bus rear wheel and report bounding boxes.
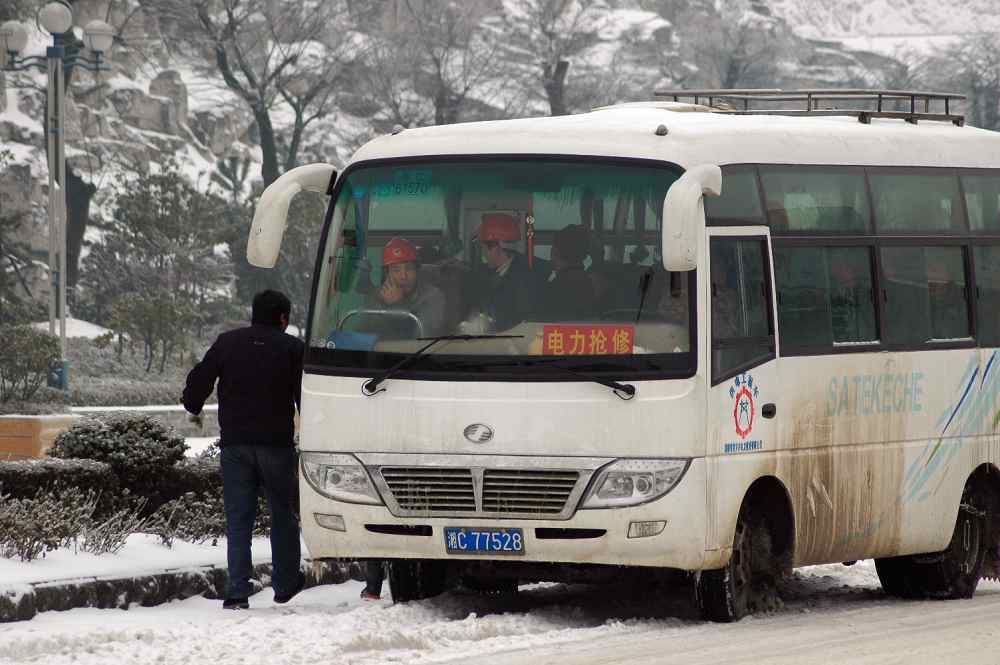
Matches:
[698,503,781,622]
[388,559,448,603]
[909,483,991,599]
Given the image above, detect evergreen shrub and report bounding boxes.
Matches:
[49,415,187,513]
[0,326,59,402]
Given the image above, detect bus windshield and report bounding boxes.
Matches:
[308,159,694,377]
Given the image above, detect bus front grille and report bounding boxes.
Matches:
[482,469,579,515]
[379,467,476,512]
[375,465,589,519]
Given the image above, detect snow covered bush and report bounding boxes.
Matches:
[49,415,187,514]
[149,492,226,547]
[0,482,151,559]
[0,485,98,561]
[0,326,60,403]
[0,459,119,514]
[65,380,184,408]
[80,499,150,555]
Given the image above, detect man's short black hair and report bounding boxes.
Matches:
[251,290,291,326]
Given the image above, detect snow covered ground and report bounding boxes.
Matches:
[29,318,111,341]
[184,436,219,457]
[2,560,999,665]
[0,534,270,587]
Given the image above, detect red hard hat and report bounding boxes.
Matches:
[382,237,418,266]
[478,213,520,242]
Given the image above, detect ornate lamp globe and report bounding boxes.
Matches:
[0,20,29,55]
[83,20,114,54]
[37,1,73,35]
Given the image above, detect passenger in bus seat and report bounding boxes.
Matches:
[368,237,447,336]
[464,213,540,331]
[541,224,594,320]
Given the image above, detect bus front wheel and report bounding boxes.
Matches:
[388,559,448,603]
[697,503,781,622]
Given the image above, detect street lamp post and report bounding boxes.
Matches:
[0,3,114,390]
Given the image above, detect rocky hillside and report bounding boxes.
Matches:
[766,0,1000,40]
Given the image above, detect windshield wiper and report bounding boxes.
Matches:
[449,357,637,401]
[362,334,524,396]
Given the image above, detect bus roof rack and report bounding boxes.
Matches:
[652,89,967,126]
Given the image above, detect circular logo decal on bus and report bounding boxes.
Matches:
[734,386,755,439]
[464,424,494,443]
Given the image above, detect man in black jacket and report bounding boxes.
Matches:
[183,290,305,610]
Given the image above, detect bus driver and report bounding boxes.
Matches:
[369,237,446,337]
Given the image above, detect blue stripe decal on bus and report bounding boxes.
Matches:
[982,351,997,387]
[941,367,979,438]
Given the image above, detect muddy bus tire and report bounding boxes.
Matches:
[388,559,448,603]
[698,503,781,622]
[909,482,991,600]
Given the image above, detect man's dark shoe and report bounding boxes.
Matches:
[223,597,249,610]
[273,573,306,604]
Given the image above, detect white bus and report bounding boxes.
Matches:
[248,89,1000,621]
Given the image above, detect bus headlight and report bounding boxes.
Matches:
[581,458,689,509]
[300,453,383,505]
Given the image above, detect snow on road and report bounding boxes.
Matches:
[2,562,999,665]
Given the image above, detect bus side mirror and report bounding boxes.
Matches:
[661,164,722,272]
[247,163,338,268]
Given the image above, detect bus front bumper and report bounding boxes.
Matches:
[299,458,708,571]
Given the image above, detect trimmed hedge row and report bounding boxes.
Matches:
[0,457,222,518]
[0,459,119,501]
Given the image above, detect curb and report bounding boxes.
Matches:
[0,559,351,623]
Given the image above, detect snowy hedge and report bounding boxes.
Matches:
[0,458,119,507]
[49,415,187,514]
[0,417,280,559]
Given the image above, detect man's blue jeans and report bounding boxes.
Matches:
[220,445,301,599]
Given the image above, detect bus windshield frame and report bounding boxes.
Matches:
[304,155,697,383]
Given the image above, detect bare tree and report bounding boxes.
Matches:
[929,34,1000,131]
[666,3,793,90]
[147,0,366,185]
[358,0,508,127]
[499,0,610,116]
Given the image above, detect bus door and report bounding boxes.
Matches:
[705,228,779,548]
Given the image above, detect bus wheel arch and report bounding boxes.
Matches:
[744,476,796,575]
[697,475,794,622]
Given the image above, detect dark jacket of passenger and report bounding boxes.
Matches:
[541,266,595,321]
[478,252,540,331]
[183,324,304,447]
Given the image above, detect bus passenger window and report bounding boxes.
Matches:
[974,245,1000,346]
[870,171,964,233]
[760,168,869,234]
[881,246,970,345]
[775,245,877,351]
[963,174,1000,232]
[705,167,764,224]
[711,238,774,383]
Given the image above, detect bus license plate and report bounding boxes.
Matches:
[444,527,524,555]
